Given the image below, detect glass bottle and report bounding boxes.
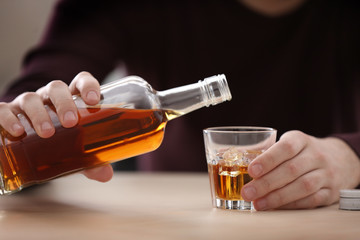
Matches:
[0,74,231,195]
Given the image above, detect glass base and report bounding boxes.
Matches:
[215,198,254,210]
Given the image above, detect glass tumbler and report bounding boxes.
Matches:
[203,126,276,210]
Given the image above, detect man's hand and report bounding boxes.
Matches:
[241,130,360,210]
[0,71,113,182]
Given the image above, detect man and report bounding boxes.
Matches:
[1,0,360,210]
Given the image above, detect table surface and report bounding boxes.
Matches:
[0,172,359,240]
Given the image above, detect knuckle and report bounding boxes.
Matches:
[0,112,14,125]
[259,177,272,192]
[326,167,336,181]
[289,130,306,138]
[270,191,286,207]
[46,80,67,91]
[0,104,17,125]
[324,168,337,190]
[77,71,91,77]
[71,71,96,91]
[311,193,323,207]
[313,150,326,163]
[18,92,40,103]
[280,138,297,156]
[74,71,92,83]
[308,190,331,208]
[0,102,9,109]
[281,130,308,151]
[265,152,277,166]
[286,161,300,177]
[300,176,316,193]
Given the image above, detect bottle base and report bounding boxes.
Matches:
[0,173,23,196]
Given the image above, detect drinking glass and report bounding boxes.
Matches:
[203,126,277,210]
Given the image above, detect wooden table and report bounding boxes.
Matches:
[0,173,359,240]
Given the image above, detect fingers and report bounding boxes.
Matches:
[278,188,333,210]
[69,71,100,105]
[0,103,24,137]
[82,164,114,182]
[242,148,321,202]
[241,130,327,210]
[12,92,55,138]
[35,72,101,129]
[251,169,327,210]
[1,72,101,139]
[248,130,308,179]
[241,131,350,210]
[37,80,78,128]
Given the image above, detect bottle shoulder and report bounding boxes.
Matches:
[96,76,159,109]
[100,76,152,91]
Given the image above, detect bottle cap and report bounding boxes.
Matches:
[339,189,360,211]
[202,74,232,106]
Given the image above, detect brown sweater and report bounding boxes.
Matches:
[2,0,360,171]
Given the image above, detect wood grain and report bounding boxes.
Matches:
[0,173,359,240]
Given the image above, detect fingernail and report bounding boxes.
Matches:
[86,91,99,102]
[41,121,53,132]
[256,199,267,210]
[250,163,263,177]
[64,111,77,122]
[12,123,23,133]
[242,186,256,200]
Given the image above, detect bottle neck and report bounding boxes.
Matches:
[157,74,232,119]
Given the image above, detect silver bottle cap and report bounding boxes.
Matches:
[339,189,360,210]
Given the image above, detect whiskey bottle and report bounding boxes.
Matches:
[0,74,231,195]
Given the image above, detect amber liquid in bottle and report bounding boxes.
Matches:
[0,74,232,195]
[0,106,179,193]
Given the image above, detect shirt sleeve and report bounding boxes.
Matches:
[0,0,127,102]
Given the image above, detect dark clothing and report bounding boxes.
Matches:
[2,0,360,171]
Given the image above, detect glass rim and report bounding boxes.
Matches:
[203,126,276,133]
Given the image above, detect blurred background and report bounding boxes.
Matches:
[0,0,57,96]
[0,0,132,170]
